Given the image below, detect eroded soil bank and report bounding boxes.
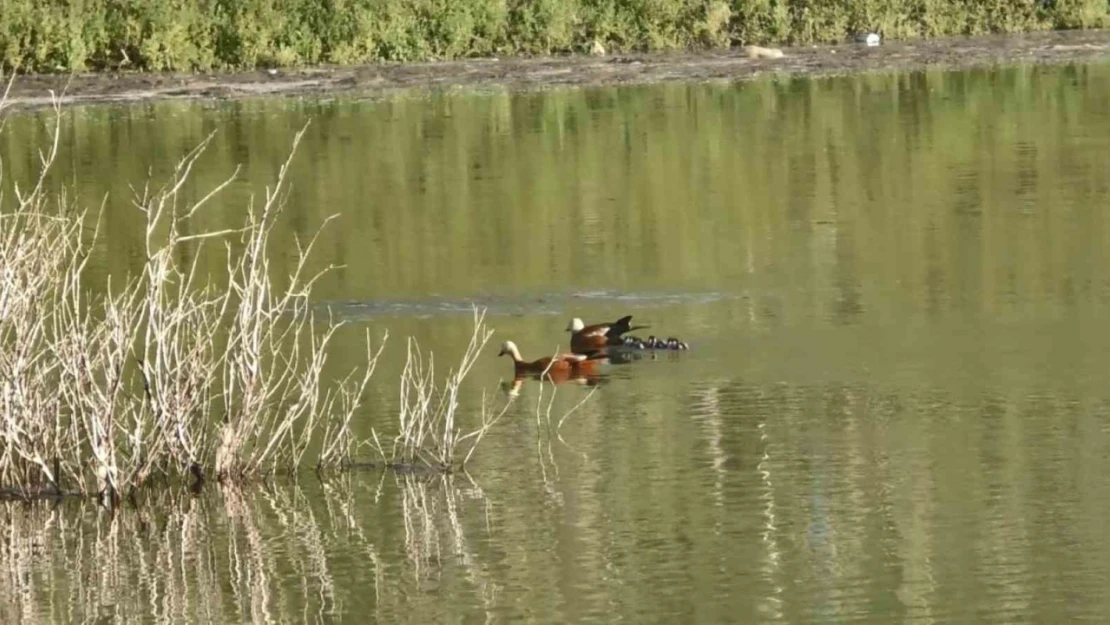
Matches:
[4,29,1110,111]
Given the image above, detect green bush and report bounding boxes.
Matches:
[0,0,1106,73]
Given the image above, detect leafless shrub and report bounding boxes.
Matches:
[369,308,512,471]
[0,81,503,500]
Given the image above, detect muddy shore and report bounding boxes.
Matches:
[5,29,1110,110]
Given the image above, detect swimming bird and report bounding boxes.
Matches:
[498,340,604,377]
[566,315,649,354]
[622,335,648,349]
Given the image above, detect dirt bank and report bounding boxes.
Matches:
[5,29,1110,111]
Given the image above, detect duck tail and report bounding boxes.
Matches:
[608,315,634,332]
[606,315,643,338]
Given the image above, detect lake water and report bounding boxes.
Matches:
[3,63,1110,623]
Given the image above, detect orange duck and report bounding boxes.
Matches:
[498,340,605,379]
[566,315,648,355]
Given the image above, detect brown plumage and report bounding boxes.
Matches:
[498,340,605,378]
[504,368,603,397]
[566,315,648,355]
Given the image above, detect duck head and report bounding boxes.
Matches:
[566,318,585,332]
[498,340,522,362]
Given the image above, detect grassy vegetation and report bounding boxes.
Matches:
[0,0,1107,73]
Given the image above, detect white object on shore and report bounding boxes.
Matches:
[590,39,606,56]
[744,45,784,60]
[856,33,881,46]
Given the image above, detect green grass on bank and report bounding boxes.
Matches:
[1,0,1108,73]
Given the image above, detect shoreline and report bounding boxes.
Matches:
[4,29,1110,111]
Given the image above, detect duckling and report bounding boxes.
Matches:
[620,336,639,348]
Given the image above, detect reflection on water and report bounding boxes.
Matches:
[4,62,1110,622]
[3,383,1108,624]
[0,475,496,624]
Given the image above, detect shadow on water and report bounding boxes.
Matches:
[325,290,734,321]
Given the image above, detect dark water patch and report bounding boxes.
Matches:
[325,290,734,320]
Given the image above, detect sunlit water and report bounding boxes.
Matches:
[4,63,1110,623]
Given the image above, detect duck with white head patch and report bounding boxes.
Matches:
[565,315,649,355]
[498,340,606,379]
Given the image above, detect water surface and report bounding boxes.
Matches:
[3,63,1110,623]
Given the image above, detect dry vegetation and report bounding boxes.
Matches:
[368,309,511,472]
[0,79,508,503]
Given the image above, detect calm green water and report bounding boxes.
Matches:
[4,63,1110,623]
